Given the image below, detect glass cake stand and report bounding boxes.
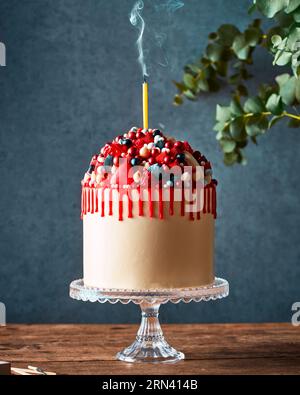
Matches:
[69,278,229,363]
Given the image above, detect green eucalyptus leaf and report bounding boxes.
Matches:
[215,130,224,140]
[185,64,202,74]
[223,151,238,165]
[277,37,288,51]
[236,150,248,165]
[248,3,257,14]
[173,81,186,93]
[196,77,209,92]
[232,34,250,60]
[183,89,197,101]
[275,10,295,27]
[173,94,183,106]
[256,0,289,18]
[266,26,285,49]
[258,83,277,101]
[236,140,248,148]
[285,0,300,13]
[209,32,218,40]
[183,73,196,89]
[271,34,282,47]
[230,97,244,116]
[295,78,300,102]
[275,73,291,87]
[245,114,269,136]
[266,93,283,114]
[216,104,231,122]
[279,75,296,104]
[285,27,300,49]
[293,6,300,21]
[214,121,226,133]
[251,136,258,145]
[236,84,249,96]
[216,61,227,77]
[206,43,224,62]
[220,138,237,153]
[245,27,262,46]
[274,50,292,66]
[244,96,265,113]
[229,117,246,141]
[217,24,240,46]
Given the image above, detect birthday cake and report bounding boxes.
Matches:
[81,128,217,290]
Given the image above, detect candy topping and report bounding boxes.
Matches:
[81,127,217,221]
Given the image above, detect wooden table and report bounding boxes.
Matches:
[1,323,299,375]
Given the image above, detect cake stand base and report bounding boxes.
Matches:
[116,302,184,363]
[69,278,229,363]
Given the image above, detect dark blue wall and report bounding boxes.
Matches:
[0,0,299,323]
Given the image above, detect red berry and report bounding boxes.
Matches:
[115,135,123,142]
[136,131,145,139]
[156,152,165,164]
[193,150,201,160]
[127,147,137,156]
[135,139,145,149]
[128,131,136,140]
[164,141,173,149]
[163,156,170,165]
[151,147,160,157]
[183,141,193,153]
[148,157,156,165]
[144,133,154,143]
[113,157,120,167]
[174,141,184,152]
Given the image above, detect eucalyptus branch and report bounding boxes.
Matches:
[173,0,300,165]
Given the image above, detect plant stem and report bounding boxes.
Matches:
[282,111,300,121]
[223,111,300,130]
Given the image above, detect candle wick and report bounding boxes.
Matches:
[143,75,147,84]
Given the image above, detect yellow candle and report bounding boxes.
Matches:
[143,80,149,129]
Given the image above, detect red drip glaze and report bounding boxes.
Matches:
[109,189,113,216]
[207,187,211,214]
[138,186,144,216]
[119,196,123,221]
[87,188,91,213]
[159,186,164,220]
[84,188,88,215]
[91,188,94,214]
[81,188,84,219]
[203,187,207,214]
[181,183,185,216]
[127,190,133,218]
[81,184,217,220]
[101,188,105,217]
[148,188,154,218]
[169,186,174,216]
[95,188,99,213]
[212,185,217,219]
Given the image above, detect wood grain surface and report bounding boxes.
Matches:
[1,323,299,375]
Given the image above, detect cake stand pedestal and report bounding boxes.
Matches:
[69,278,229,363]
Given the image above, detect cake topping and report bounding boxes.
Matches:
[81,128,217,220]
[82,128,216,190]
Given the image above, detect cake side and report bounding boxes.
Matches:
[83,191,214,289]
